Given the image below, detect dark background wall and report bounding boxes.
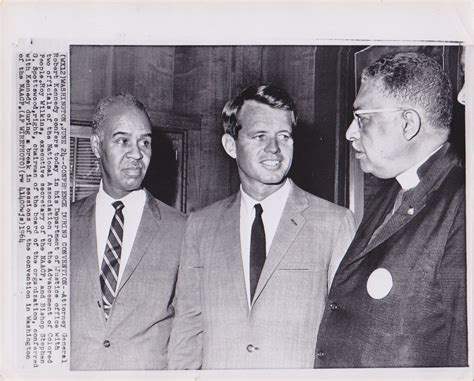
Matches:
[70,45,463,214]
[70,45,356,212]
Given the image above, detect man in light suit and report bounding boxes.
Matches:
[168,84,355,369]
[314,52,467,367]
[70,94,186,370]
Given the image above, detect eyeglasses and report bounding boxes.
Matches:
[353,107,415,129]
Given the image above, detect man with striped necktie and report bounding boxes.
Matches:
[70,94,186,370]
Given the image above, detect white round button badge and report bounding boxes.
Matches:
[366,268,393,299]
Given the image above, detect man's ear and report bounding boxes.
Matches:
[402,109,421,141]
[90,134,102,159]
[222,133,237,159]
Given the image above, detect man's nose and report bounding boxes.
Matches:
[264,136,280,153]
[128,142,144,159]
[346,118,360,142]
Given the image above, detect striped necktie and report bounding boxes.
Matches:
[100,200,125,319]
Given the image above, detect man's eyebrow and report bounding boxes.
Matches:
[140,132,152,138]
[112,131,130,137]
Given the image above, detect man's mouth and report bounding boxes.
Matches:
[352,145,365,159]
[261,159,282,168]
[123,165,143,175]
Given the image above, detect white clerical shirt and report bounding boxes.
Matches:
[239,178,292,307]
[95,182,146,287]
[396,145,443,190]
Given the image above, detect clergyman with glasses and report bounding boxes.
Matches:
[314,52,467,368]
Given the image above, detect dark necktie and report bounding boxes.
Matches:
[250,203,266,303]
[100,200,125,319]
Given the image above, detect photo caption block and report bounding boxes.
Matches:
[17,51,69,369]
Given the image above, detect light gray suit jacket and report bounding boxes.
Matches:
[168,183,355,369]
[70,189,186,370]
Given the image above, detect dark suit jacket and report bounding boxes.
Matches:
[70,189,186,370]
[314,143,467,368]
[168,183,355,369]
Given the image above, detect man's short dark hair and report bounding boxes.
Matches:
[92,93,150,137]
[362,52,453,132]
[222,84,297,138]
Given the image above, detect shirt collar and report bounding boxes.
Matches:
[240,178,292,211]
[96,181,146,209]
[396,145,443,190]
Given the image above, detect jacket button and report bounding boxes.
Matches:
[247,344,259,352]
[329,302,339,311]
[103,340,111,348]
[316,350,325,359]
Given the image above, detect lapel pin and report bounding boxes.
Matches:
[407,207,414,215]
[290,218,298,226]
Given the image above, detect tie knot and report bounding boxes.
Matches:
[254,203,263,216]
[112,201,125,211]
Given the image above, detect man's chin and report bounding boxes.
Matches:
[359,166,391,179]
[262,175,288,186]
[358,161,372,174]
[123,178,145,191]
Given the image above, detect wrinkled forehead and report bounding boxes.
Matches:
[102,104,151,133]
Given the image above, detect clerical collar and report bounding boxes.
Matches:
[396,145,444,190]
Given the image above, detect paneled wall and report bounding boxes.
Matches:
[70,45,355,212]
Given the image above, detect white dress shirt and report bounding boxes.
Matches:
[240,179,292,306]
[396,145,443,190]
[95,182,146,287]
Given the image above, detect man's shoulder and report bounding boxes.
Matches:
[427,163,465,213]
[442,161,465,192]
[70,193,96,218]
[414,148,465,206]
[188,193,238,221]
[292,184,351,217]
[145,191,187,224]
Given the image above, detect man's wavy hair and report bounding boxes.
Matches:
[362,52,453,132]
[92,93,150,138]
[222,84,297,139]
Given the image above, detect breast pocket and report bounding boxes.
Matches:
[273,262,325,299]
[277,261,322,272]
[278,265,311,271]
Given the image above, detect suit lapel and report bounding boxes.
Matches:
[76,193,103,305]
[340,181,399,267]
[219,193,250,314]
[362,189,427,254]
[117,190,161,293]
[344,144,458,266]
[252,185,306,306]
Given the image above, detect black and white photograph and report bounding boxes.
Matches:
[1,2,472,380]
[68,44,468,371]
